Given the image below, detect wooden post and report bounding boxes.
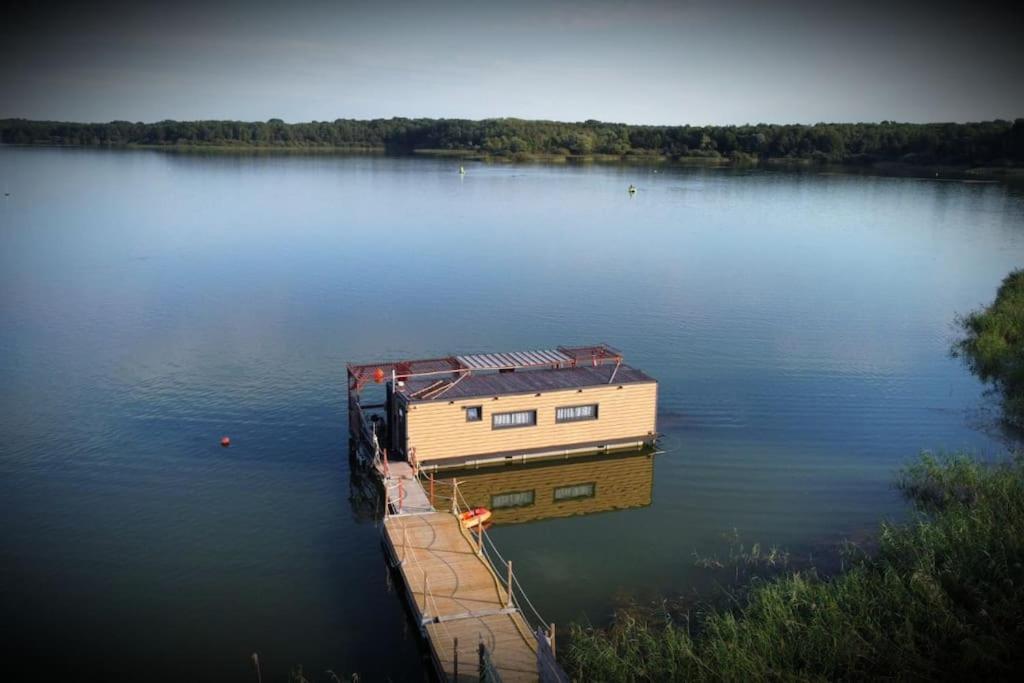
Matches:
[252,652,262,683]
[476,522,483,556]
[506,561,513,608]
[423,573,429,616]
[549,623,556,657]
[398,479,404,514]
[451,478,458,515]
[453,637,458,681]
[429,472,435,508]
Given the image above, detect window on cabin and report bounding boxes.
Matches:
[554,483,596,501]
[492,410,536,429]
[492,490,535,508]
[556,404,598,423]
[465,406,482,422]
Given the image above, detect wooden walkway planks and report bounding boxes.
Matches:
[426,615,539,681]
[383,511,539,681]
[381,460,435,514]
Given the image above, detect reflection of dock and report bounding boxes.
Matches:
[435,449,655,525]
[378,460,565,681]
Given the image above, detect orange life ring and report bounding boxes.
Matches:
[460,507,492,529]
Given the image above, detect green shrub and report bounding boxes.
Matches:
[955,270,1024,427]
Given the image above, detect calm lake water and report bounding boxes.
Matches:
[2,148,1023,681]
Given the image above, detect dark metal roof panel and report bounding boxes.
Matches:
[404,364,655,401]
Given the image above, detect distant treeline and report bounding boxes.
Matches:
[3,117,1023,165]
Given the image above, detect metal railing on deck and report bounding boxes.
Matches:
[420,473,569,682]
[378,457,568,681]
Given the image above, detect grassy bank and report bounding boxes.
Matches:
[956,270,1024,427]
[0,142,389,154]
[8,141,1021,182]
[566,453,1024,681]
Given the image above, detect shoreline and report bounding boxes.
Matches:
[3,142,1021,182]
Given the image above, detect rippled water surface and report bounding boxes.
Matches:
[2,148,1023,680]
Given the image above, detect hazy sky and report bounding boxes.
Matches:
[2,0,1021,124]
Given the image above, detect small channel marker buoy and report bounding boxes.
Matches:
[220,436,231,448]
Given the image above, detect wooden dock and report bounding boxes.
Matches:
[346,345,653,681]
[378,461,564,682]
[381,460,435,514]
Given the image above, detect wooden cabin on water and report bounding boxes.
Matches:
[347,344,658,470]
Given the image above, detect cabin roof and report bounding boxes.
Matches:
[346,343,655,399]
[400,364,655,402]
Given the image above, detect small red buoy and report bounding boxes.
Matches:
[373,367,385,383]
[220,436,231,448]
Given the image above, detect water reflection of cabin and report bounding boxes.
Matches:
[347,344,658,470]
[436,449,655,525]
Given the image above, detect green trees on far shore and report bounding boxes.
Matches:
[3,117,1023,166]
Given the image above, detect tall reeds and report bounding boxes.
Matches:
[566,452,1024,681]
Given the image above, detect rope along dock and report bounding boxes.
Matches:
[378,457,566,682]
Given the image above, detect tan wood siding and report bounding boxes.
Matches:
[406,381,657,462]
[436,450,654,525]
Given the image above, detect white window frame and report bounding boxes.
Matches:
[492,409,537,429]
[555,404,599,423]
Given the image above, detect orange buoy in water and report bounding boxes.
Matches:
[374,367,385,383]
[220,436,231,447]
[460,507,493,529]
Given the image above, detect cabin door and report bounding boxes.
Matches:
[386,382,408,460]
[395,404,408,459]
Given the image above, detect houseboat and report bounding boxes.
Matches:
[347,344,658,470]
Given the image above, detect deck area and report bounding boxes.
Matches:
[381,460,434,514]
[383,512,540,681]
[376,458,565,682]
